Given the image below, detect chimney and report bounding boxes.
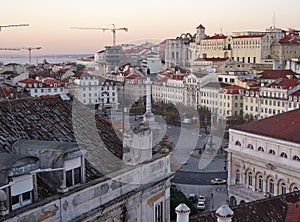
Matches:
[175,203,190,222]
[215,205,234,222]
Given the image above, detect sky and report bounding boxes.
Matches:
[0,0,299,55]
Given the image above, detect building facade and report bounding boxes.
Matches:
[227,109,300,206]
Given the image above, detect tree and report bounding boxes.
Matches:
[170,187,197,220]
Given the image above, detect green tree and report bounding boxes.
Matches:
[170,187,197,220]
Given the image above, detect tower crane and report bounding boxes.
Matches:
[0,46,42,65]
[0,23,29,31]
[70,24,128,46]
[21,47,42,65]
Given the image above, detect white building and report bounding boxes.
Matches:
[18,77,65,97]
[152,72,184,105]
[227,108,300,206]
[74,72,118,107]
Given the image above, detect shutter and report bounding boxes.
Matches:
[65,157,81,170]
[11,175,33,196]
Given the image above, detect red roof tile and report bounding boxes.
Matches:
[279,34,300,44]
[195,58,228,62]
[203,34,227,40]
[219,85,245,94]
[267,78,300,89]
[233,34,265,39]
[233,108,300,144]
[258,70,297,79]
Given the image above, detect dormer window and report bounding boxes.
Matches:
[10,174,34,210]
[64,157,83,188]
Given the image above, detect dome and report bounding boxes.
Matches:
[215,205,234,218]
[175,203,190,213]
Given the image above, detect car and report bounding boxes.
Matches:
[188,193,197,203]
[198,195,206,202]
[197,201,206,210]
[210,178,227,185]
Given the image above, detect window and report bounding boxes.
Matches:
[236,170,240,184]
[10,175,33,210]
[291,155,300,161]
[281,183,286,194]
[269,179,274,195]
[268,149,276,155]
[258,175,263,191]
[248,172,253,187]
[235,141,241,146]
[280,152,288,158]
[258,146,264,152]
[247,144,254,150]
[65,157,82,188]
[154,200,164,222]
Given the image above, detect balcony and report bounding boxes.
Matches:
[228,184,266,201]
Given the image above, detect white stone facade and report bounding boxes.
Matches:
[227,129,300,205]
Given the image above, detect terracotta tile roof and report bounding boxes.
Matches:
[233,108,300,144]
[232,34,265,39]
[0,95,123,174]
[219,85,245,94]
[195,58,228,62]
[267,78,300,89]
[257,70,297,80]
[279,34,300,44]
[190,191,300,222]
[285,201,300,222]
[203,34,227,40]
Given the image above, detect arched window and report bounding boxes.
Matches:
[281,183,286,194]
[294,187,299,191]
[258,175,263,192]
[235,170,240,184]
[269,179,274,195]
[268,149,276,155]
[247,144,254,150]
[280,152,288,158]
[235,141,241,146]
[258,146,264,152]
[248,172,253,187]
[293,155,300,161]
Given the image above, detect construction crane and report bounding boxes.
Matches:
[70,24,128,46]
[0,46,41,65]
[21,47,42,65]
[0,23,29,31]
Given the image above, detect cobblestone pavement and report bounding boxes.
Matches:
[179,155,227,173]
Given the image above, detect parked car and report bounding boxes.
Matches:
[188,193,197,203]
[210,178,227,185]
[198,195,206,202]
[197,201,206,210]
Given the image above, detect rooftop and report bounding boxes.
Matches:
[0,95,123,176]
[190,191,300,222]
[232,108,300,144]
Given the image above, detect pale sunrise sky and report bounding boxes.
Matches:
[0,0,299,55]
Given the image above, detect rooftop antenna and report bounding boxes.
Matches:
[273,10,276,29]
